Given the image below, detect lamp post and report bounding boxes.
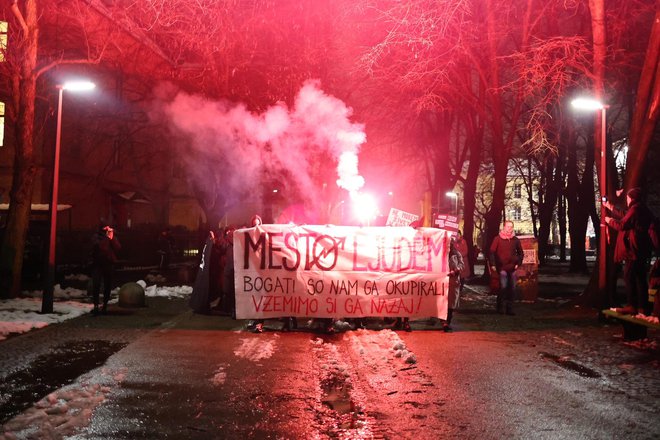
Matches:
[42,81,95,314]
[571,97,608,302]
[446,191,458,216]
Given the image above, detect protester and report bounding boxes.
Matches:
[604,187,654,315]
[209,228,225,311]
[454,230,470,291]
[444,238,465,332]
[91,225,121,315]
[489,220,523,315]
[649,259,660,318]
[157,228,175,270]
[222,226,237,319]
[189,231,215,315]
[393,317,411,332]
[243,216,269,332]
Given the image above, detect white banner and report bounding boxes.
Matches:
[234,225,449,319]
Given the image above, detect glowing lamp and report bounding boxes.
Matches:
[352,192,378,224]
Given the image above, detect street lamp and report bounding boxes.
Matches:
[43,81,96,314]
[446,191,458,216]
[571,97,608,302]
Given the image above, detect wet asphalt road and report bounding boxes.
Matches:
[1,291,660,440]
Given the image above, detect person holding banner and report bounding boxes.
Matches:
[222,226,237,319]
[489,221,523,315]
[393,317,412,332]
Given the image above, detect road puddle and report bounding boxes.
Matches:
[0,340,126,423]
[539,352,602,378]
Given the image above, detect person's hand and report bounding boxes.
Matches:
[490,265,496,273]
[209,230,215,240]
[106,228,114,239]
[604,216,611,225]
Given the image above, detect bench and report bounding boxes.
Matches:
[601,309,660,341]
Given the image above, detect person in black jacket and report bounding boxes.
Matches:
[91,225,121,315]
[489,221,523,315]
[604,187,654,315]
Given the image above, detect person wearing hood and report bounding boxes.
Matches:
[489,221,523,315]
[604,187,654,315]
[91,225,121,315]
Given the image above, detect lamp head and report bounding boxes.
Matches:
[571,97,605,111]
[60,81,96,92]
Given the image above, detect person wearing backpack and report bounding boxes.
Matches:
[604,187,655,315]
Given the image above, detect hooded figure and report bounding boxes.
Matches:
[189,233,214,314]
[91,225,121,315]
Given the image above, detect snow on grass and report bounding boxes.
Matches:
[0,298,92,341]
[1,278,192,341]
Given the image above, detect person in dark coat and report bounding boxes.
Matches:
[221,226,237,319]
[489,221,523,315]
[604,187,654,315]
[157,228,175,270]
[91,225,121,315]
[454,230,470,291]
[189,232,214,315]
[444,238,465,332]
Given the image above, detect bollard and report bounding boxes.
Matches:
[118,282,146,308]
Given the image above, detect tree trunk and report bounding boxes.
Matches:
[566,130,594,274]
[537,149,563,264]
[558,191,567,262]
[462,113,484,278]
[624,10,660,190]
[579,0,608,306]
[0,0,39,299]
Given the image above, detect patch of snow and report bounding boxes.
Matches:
[0,367,126,439]
[211,364,228,386]
[0,298,92,341]
[138,282,192,299]
[233,335,279,362]
[1,280,192,341]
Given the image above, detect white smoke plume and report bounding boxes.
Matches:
[153,80,366,213]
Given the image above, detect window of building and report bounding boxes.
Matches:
[1,21,7,146]
[0,21,7,63]
[0,101,4,147]
[513,184,522,199]
[512,205,522,221]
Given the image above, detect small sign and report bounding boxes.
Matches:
[386,208,419,227]
[434,214,459,233]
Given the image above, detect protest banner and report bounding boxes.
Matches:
[234,225,450,319]
[434,214,459,234]
[386,208,419,227]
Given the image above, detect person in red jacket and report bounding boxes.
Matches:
[489,221,523,315]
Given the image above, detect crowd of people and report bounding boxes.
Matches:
[604,187,659,317]
[189,223,237,317]
[97,186,660,328]
[189,216,475,334]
